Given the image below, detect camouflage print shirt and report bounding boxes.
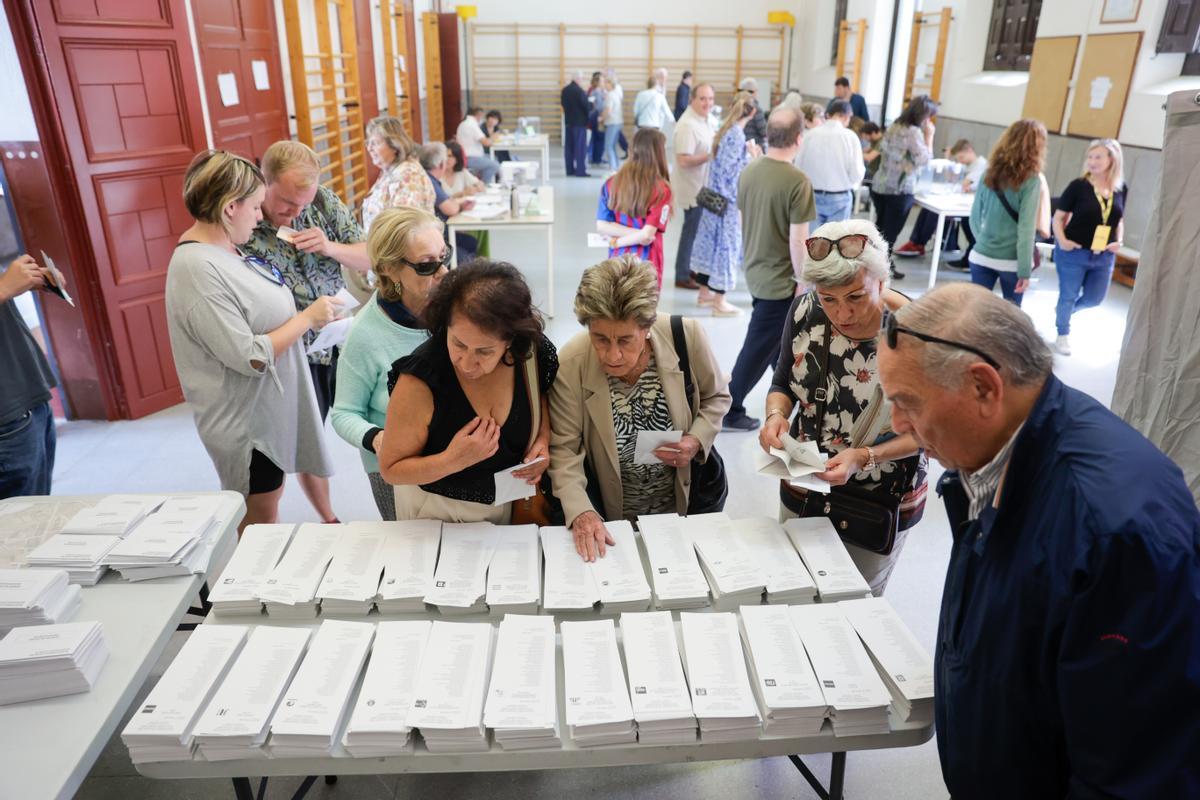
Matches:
[242,184,364,365]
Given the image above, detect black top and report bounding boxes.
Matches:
[1057,176,1126,248]
[744,104,767,147]
[674,82,690,120]
[388,333,559,504]
[827,93,870,122]
[0,299,56,426]
[561,82,590,127]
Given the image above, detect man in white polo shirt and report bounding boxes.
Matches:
[796,98,865,225]
[671,82,716,290]
[455,106,500,184]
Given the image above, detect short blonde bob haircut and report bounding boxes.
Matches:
[800,218,891,289]
[1083,138,1124,190]
[366,115,418,167]
[366,207,444,303]
[574,255,660,329]
[261,140,321,186]
[182,150,264,237]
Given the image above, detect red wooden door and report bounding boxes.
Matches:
[193,0,289,161]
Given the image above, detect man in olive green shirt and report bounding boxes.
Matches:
[724,107,816,431]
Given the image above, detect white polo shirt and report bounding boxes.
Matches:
[795,119,866,193]
[672,107,716,210]
[456,116,487,159]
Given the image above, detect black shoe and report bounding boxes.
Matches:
[722,412,761,432]
[889,265,906,280]
[943,258,970,272]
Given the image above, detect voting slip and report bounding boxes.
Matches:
[268,620,376,757]
[492,457,545,506]
[635,514,711,609]
[259,523,341,617]
[634,430,682,465]
[733,516,818,604]
[738,605,828,737]
[0,568,80,635]
[678,612,761,742]
[375,520,442,613]
[0,620,109,705]
[788,604,892,737]
[683,514,768,610]
[342,620,432,756]
[539,526,600,612]
[424,523,498,613]
[105,496,227,582]
[208,524,296,615]
[484,614,560,749]
[408,621,495,753]
[305,316,353,355]
[38,250,74,307]
[485,525,542,614]
[561,619,637,746]
[24,533,122,585]
[59,494,167,536]
[589,521,652,611]
[839,597,935,725]
[619,611,697,744]
[315,525,389,614]
[121,625,249,763]
[191,625,312,760]
[783,518,872,602]
[754,433,826,479]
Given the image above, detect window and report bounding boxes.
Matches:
[1157,0,1200,54]
[832,0,848,67]
[983,0,1042,71]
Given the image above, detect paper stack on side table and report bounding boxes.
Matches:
[0,568,80,634]
[59,494,167,536]
[24,533,121,585]
[0,620,109,705]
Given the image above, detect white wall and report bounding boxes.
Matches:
[791,0,904,116]
[0,10,38,141]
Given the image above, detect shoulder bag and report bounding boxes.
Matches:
[694,186,729,217]
[670,316,728,514]
[508,349,563,526]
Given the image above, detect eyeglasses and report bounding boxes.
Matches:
[239,252,285,286]
[884,312,1001,370]
[400,246,453,276]
[805,234,877,261]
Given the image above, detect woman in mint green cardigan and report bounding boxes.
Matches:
[331,207,448,519]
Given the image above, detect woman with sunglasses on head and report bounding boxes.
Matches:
[166,150,342,534]
[758,218,928,596]
[330,208,448,520]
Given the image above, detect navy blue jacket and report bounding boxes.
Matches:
[936,374,1200,799]
[561,82,590,128]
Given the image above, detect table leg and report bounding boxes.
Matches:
[230,777,254,800]
[450,229,460,269]
[829,752,846,800]
[546,224,555,318]
[927,211,946,290]
[787,754,831,800]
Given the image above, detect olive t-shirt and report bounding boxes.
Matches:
[737,157,816,300]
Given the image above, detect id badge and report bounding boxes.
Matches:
[1090,224,1112,252]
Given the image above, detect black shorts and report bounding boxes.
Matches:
[248,449,284,495]
[308,346,339,421]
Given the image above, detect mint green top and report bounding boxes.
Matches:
[968,175,1041,279]
[331,294,428,473]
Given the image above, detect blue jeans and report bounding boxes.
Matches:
[674,205,703,283]
[1054,244,1115,335]
[969,261,1024,306]
[0,401,55,499]
[603,125,622,171]
[728,296,795,417]
[814,190,854,226]
[467,155,500,184]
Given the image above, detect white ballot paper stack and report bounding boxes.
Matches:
[839,597,935,724]
[783,518,872,602]
[121,625,249,762]
[0,568,80,634]
[316,525,389,615]
[635,514,711,609]
[24,533,122,585]
[683,514,768,610]
[738,605,828,736]
[591,521,652,612]
[678,612,761,742]
[424,523,498,615]
[734,516,817,604]
[104,496,226,581]
[342,620,432,756]
[484,614,560,750]
[619,611,697,744]
[409,621,495,753]
[259,523,341,618]
[192,626,312,760]
[208,524,296,615]
[561,619,637,746]
[59,494,167,536]
[788,604,891,736]
[375,520,441,613]
[539,526,600,613]
[268,619,376,757]
[0,620,109,705]
[486,525,542,614]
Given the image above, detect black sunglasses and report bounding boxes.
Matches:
[884,312,1001,370]
[805,234,878,261]
[400,245,453,276]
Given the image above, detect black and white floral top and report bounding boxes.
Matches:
[608,354,676,519]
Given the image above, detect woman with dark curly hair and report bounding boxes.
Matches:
[377,260,558,522]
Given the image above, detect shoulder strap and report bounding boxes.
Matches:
[994,187,1020,223]
[523,348,540,451]
[812,315,834,434]
[669,315,696,416]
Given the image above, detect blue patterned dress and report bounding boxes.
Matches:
[692,124,751,292]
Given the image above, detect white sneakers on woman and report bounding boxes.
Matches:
[1054,335,1072,356]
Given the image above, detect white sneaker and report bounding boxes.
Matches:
[1054,335,1071,356]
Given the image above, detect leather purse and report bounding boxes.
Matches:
[695,186,729,217]
[509,349,560,526]
[670,316,728,515]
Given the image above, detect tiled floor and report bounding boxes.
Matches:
[65,152,1130,800]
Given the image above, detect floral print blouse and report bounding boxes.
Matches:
[872,123,932,196]
[362,159,436,232]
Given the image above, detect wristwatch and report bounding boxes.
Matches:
[863,446,878,472]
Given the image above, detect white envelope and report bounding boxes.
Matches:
[635,430,682,465]
[492,457,545,506]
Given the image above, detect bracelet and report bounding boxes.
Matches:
[863,446,878,471]
[766,408,788,421]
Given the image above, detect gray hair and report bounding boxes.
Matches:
[574,255,659,329]
[893,284,1053,389]
[570,69,584,81]
[417,141,447,171]
[801,219,890,288]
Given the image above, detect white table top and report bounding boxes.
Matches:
[914,191,975,216]
[0,491,244,800]
[491,133,550,149]
[448,186,554,227]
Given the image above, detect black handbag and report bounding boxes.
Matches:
[694,186,729,217]
[670,315,728,514]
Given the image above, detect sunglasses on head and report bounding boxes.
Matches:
[884,312,1000,370]
[805,233,877,261]
[400,245,453,276]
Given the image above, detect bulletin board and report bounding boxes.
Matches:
[1067,32,1142,139]
[1022,36,1079,133]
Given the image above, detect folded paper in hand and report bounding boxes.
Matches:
[305,316,353,355]
[332,287,360,317]
[751,434,833,494]
[634,431,682,465]
[492,457,546,506]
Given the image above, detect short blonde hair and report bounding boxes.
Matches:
[366,116,418,167]
[1084,138,1124,190]
[261,140,320,186]
[801,218,890,288]
[800,101,825,125]
[574,255,659,329]
[366,207,443,303]
[182,150,264,236]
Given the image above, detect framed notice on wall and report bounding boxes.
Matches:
[1101,0,1141,24]
[1067,32,1142,139]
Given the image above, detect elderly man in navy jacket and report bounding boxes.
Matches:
[561,70,591,178]
[878,283,1200,799]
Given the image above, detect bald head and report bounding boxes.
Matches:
[766,107,803,150]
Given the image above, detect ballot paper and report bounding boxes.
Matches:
[733,516,817,604]
[619,611,697,744]
[305,316,353,355]
[408,621,495,752]
[586,232,610,248]
[679,612,761,742]
[460,197,508,220]
[259,523,341,617]
[788,604,892,736]
[783,518,872,602]
[109,496,226,581]
[315,525,389,614]
[24,533,122,585]
[424,523,498,612]
[276,225,300,243]
[208,524,296,615]
[634,430,682,465]
[757,433,826,479]
[0,568,80,634]
[38,250,74,307]
[60,494,167,536]
[492,457,545,506]
[590,521,652,611]
[684,514,767,609]
[839,597,935,724]
[331,287,360,317]
[561,619,637,746]
[484,615,559,749]
[376,520,442,613]
[0,620,109,705]
[635,514,710,609]
[268,620,376,757]
[539,526,600,612]
[192,626,312,760]
[121,625,249,762]
[341,620,432,756]
[485,525,541,613]
[738,605,828,736]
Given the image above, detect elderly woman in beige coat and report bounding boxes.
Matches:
[550,256,731,561]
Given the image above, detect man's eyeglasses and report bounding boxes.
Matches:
[805,234,877,261]
[884,312,1000,370]
[400,246,453,276]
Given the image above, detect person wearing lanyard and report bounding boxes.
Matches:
[1051,139,1126,356]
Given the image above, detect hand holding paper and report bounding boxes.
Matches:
[635,430,683,465]
[493,457,546,505]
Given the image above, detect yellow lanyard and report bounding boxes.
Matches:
[1093,186,1113,225]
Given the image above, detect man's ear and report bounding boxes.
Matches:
[967,362,1004,417]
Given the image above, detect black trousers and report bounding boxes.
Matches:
[564,124,588,176]
[871,191,915,251]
